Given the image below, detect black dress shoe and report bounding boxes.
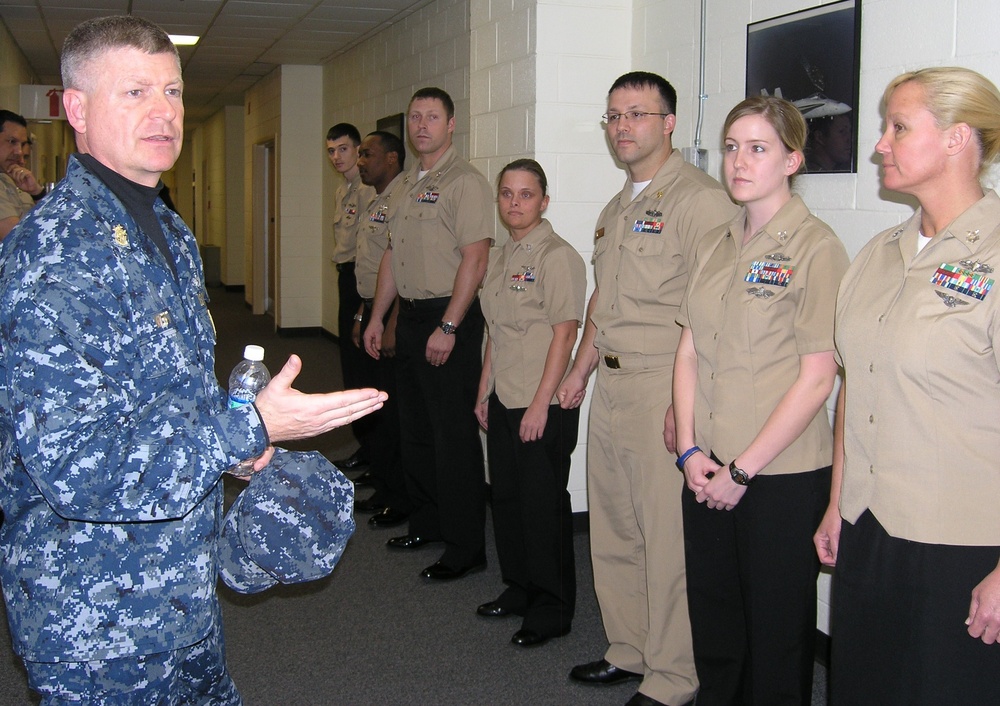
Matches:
[368,507,408,527]
[333,450,369,469]
[476,601,513,618]
[510,629,548,647]
[354,496,386,514]
[569,659,642,685]
[420,560,486,581]
[385,534,437,550]
[624,693,669,706]
[352,471,374,486]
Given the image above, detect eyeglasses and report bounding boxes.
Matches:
[602,111,670,124]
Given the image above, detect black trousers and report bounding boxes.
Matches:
[486,394,578,635]
[358,300,409,511]
[682,465,830,706]
[831,510,1000,705]
[394,298,486,566]
[336,262,373,457]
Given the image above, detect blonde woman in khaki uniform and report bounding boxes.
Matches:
[816,67,1000,704]
[673,96,848,705]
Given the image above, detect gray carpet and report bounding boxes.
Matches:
[0,285,828,705]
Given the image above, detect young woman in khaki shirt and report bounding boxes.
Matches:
[673,96,848,704]
[475,160,586,648]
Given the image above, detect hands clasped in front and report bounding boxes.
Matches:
[682,451,747,512]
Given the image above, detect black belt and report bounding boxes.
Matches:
[335,261,355,273]
[399,296,450,311]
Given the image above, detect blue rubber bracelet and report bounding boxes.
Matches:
[675,445,702,471]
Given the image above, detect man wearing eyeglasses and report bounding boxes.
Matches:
[558,71,737,706]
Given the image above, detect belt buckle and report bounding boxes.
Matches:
[604,354,620,369]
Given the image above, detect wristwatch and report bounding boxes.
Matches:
[728,460,754,486]
[353,313,364,322]
[439,321,457,335]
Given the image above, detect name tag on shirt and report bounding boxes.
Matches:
[745,261,794,287]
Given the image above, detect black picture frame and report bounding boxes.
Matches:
[746,0,861,174]
[376,113,405,141]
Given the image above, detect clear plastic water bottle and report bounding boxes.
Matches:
[228,345,271,474]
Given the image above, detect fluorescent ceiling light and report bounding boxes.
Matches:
[169,35,200,46]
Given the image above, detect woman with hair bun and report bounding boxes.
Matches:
[673,95,849,704]
[474,159,586,648]
[816,66,1000,703]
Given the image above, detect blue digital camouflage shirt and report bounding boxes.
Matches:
[0,156,267,662]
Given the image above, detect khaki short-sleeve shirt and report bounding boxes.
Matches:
[591,150,737,357]
[355,173,407,299]
[678,195,849,475]
[481,219,587,408]
[836,190,1000,545]
[390,146,494,298]
[0,173,32,223]
[331,174,371,265]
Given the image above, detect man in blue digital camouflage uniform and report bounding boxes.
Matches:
[0,15,386,704]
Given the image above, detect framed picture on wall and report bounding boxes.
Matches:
[746,0,861,174]
[376,113,405,141]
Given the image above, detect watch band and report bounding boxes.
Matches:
[728,460,754,486]
[439,320,457,335]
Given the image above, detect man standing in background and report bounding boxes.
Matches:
[327,123,376,475]
[363,87,491,581]
[353,130,411,528]
[558,71,738,706]
[0,110,44,240]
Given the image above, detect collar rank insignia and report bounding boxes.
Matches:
[633,219,664,234]
[765,252,791,262]
[417,191,439,204]
[745,260,793,287]
[936,290,969,308]
[932,262,994,301]
[746,286,775,299]
[112,224,129,247]
[967,229,981,243]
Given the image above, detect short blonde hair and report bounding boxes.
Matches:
[884,67,1000,173]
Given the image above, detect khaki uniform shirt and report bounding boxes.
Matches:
[591,150,737,358]
[0,173,32,223]
[331,174,371,265]
[356,173,407,299]
[481,219,586,408]
[390,146,493,298]
[678,195,849,475]
[836,190,1000,545]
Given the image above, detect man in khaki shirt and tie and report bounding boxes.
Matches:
[558,71,737,706]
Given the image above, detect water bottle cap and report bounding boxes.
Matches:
[243,345,265,362]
